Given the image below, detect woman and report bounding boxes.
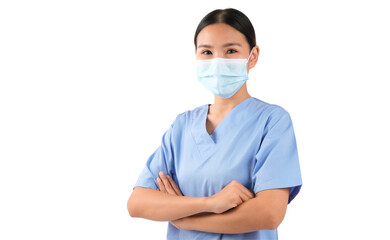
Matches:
[127,8,302,240]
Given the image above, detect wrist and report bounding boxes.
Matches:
[202,196,214,213]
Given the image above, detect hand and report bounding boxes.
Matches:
[207,180,254,214]
[156,171,183,196]
[157,171,187,228]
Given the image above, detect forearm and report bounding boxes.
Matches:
[128,187,208,221]
[177,196,276,233]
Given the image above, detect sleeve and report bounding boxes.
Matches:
[252,107,302,204]
[133,118,176,190]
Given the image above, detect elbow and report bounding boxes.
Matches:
[263,211,285,230]
[265,216,282,230]
[127,192,139,218]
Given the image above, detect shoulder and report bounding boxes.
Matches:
[249,97,294,134]
[170,103,207,127]
[251,97,290,119]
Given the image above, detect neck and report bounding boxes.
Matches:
[210,84,251,115]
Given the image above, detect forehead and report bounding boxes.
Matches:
[196,23,247,47]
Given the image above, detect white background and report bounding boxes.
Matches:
[1,0,389,239]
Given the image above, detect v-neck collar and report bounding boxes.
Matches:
[203,97,254,144]
[190,97,255,162]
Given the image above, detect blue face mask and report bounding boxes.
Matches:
[196,48,254,99]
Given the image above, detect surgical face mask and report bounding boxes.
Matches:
[196,48,254,99]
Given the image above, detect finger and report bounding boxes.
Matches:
[167,175,183,196]
[239,185,255,200]
[238,184,254,198]
[156,177,167,193]
[240,190,252,202]
[159,171,176,195]
[231,181,254,201]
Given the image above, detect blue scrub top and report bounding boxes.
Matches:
[134,97,302,240]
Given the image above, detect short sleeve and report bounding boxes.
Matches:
[133,119,176,190]
[252,108,302,204]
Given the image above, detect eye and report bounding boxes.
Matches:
[227,49,237,54]
[202,50,212,55]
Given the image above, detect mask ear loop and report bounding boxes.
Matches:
[247,47,254,62]
[246,48,255,75]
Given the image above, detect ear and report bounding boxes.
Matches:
[248,45,260,70]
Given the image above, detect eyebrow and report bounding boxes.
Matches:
[197,42,242,48]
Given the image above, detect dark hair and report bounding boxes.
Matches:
[194,8,256,51]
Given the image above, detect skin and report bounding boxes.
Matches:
[157,172,289,233]
[128,23,290,233]
[195,23,260,134]
[128,172,254,221]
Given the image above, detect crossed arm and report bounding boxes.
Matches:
[127,171,289,233]
[171,188,289,233]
